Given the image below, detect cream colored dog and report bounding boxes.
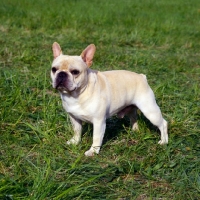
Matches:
[51,42,168,156]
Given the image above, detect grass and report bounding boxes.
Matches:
[0,0,199,199]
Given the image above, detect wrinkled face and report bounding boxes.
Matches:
[51,55,88,94]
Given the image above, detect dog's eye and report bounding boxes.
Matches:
[52,67,57,73]
[71,70,80,75]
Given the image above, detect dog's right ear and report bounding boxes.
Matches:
[52,42,62,59]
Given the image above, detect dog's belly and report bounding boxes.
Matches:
[107,103,135,118]
[61,91,136,123]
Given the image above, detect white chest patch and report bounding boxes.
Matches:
[61,94,93,122]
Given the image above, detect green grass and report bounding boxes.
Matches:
[0,0,199,199]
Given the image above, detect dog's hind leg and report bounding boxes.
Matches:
[126,105,139,131]
[117,105,139,131]
[136,93,168,144]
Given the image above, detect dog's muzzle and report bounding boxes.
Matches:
[55,72,77,92]
[56,71,67,89]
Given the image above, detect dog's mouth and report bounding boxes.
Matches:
[56,81,76,92]
[55,72,77,92]
[56,84,77,92]
[55,80,65,89]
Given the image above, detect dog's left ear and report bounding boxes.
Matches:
[81,44,96,67]
[52,42,63,59]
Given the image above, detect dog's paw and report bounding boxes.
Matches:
[67,137,80,145]
[132,122,139,131]
[158,139,168,145]
[84,146,100,157]
[84,149,95,157]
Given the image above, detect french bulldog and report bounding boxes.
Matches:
[51,42,168,156]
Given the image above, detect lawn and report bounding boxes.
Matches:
[0,0,199,199]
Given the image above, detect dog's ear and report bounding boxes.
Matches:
[52,42,62,59]
[81,44,96,67]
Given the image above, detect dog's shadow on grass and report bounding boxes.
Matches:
[83,114,160,145]
[82,116,128,144]
[104,115,159,144]
[103,117,129,144]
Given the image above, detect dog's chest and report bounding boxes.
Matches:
[61,95,93,122]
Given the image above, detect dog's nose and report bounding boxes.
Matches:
[58,71,67,80]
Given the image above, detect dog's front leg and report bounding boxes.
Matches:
[85,119,106,156]
[67,114,82,145]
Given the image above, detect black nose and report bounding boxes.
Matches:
[58,72,67,80]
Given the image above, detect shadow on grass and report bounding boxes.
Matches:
[79,110,160,149]
[82,113,161,146]
[81,116,129,145]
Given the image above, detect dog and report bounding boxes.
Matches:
[51,42,168,156]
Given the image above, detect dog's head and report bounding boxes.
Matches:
[51,42,96,94]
